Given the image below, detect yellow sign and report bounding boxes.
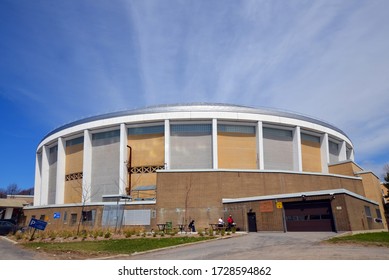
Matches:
[276,202,283,209]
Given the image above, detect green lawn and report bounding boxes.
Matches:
[21,236,215,257]
[327,231,389,247]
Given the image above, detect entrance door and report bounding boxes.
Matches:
[247,212,257,232]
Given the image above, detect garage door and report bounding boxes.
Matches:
[284,200,335,232]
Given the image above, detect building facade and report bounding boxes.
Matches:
[25,103,387,232]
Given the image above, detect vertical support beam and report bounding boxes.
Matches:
[40,145,49,205]
[350,147,355,161]
[293,126,303,172]
[339,140,347,162]
[33,151,43,206]
[83,130,92,203]
[164,119,170,170]
[257,121,264,170]
[212,118,218,169]
[55,137,66,204]
[119,123,128,195]
[321,133,329,173]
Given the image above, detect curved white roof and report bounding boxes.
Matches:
[39,103,351,148]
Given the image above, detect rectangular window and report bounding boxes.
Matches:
[364,206,372,218]
[66,136,84,147]
[92,130,120,140]
[301,133,320,143]
[171,124,211,134]
[39,215,46,221]
[128,125,164,135]
[376,209,382,219]
[70,213,77,225]
[63,211,67,222]
[218,124,255,134]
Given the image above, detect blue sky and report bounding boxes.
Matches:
[0,0,388,190]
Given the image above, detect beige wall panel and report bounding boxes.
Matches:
[128,134,164,166]
[64,179,82,204]
[329,161,363,177]
[358,172,388,230]
[65,144,83,174]
[218,132,257,169]
[131,173,157,188]
[301,140,321,172]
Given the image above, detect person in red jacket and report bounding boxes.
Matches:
[227,215,234,230]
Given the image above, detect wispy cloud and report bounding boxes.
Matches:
[0,0,388,185]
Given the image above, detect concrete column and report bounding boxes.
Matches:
[257,121,264,170]
[119,123,128,195]
[321,133,329,173]
[212,118,218,169]
[33,151,42,206]
[83,130,92,203]
[55,137,66,204]
[164,119,170,170]
[40,145,49,205]
[293,126,303,172]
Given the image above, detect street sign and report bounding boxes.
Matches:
[29,218,47,231]
[276,202,283,209]
[53,212,61,219]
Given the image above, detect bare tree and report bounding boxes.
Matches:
[6,183,20,196]
[383,164,389,198]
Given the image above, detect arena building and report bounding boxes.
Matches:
[25,103,387,232]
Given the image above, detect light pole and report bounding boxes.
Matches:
[126,145,132,195]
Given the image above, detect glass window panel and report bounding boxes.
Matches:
[218,124,255,134]
[128,125,164,135]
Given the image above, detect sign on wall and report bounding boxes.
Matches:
[259,201,274,213]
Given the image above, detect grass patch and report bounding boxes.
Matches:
[21,236,215,256]
[327,232,389,247]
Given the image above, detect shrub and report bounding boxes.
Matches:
[104,230,112,239]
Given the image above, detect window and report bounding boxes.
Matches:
[66,136,84,147]
[128,125,164,135]
[364,206,372,218]
[70,213,77,225]
[63,211,67,222]
[39,215,46,221]
[376,209,382,219]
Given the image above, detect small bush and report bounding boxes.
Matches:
[104,231,112,239]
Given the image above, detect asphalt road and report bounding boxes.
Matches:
[1,232,389,260]
[108,232,389,260]
[0,237,36,260]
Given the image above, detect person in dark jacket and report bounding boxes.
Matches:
[188,220,196,232]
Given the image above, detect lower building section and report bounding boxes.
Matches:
[23,170,387,233]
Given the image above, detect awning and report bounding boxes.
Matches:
[0,199,28,208]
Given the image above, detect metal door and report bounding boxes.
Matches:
[247,212,257,232]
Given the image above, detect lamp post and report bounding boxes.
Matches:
[126,145,132,195]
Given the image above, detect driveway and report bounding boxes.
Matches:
[106,232,389,260]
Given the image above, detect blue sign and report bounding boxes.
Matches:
[53,212,61,219]
[29,218,47,231]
